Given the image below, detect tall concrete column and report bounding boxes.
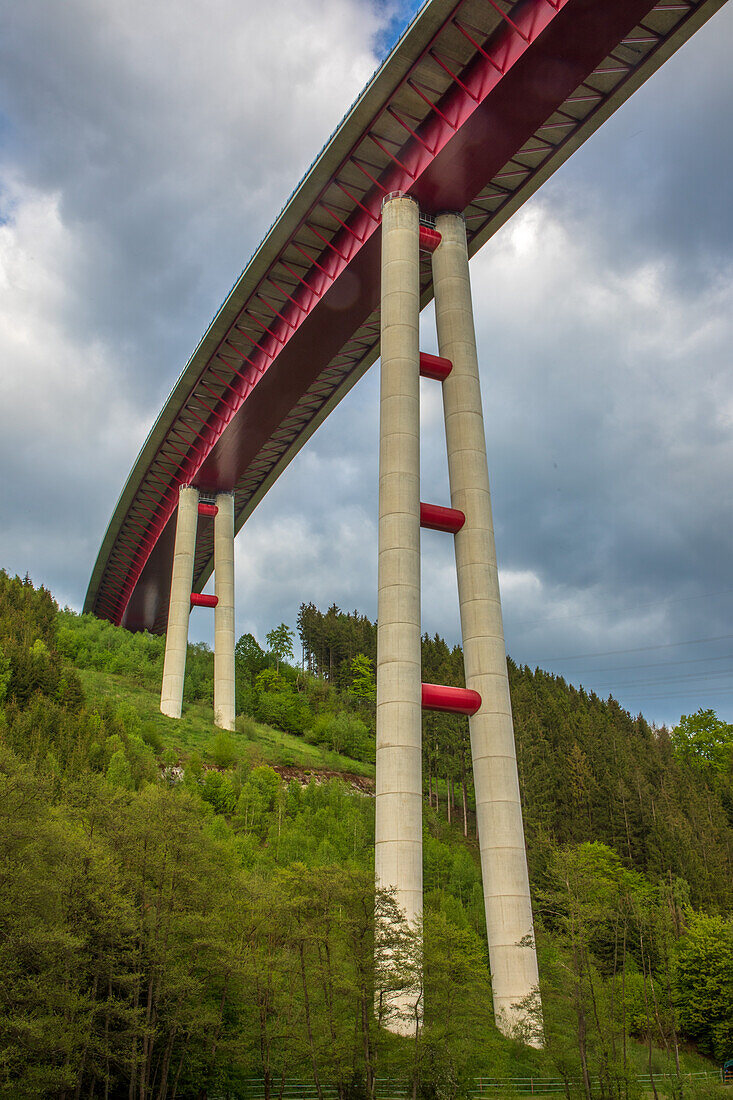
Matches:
[161,485,199,719]
[376,194,422,1030]
[432,213,542,1044]
[214,491,236,731]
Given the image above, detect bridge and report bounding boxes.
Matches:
[85,0,723,634]
[84,0,727,1045]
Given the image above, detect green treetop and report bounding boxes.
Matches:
[673,708,733,772]
[266,623,295,672]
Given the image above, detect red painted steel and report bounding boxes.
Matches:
[198,502,219,518]
[419,351,452,381]
[418,225,442,252]
[190,592,218,608]
[420,502,466,533]
[86,0,720,632]
[421,682,482,716]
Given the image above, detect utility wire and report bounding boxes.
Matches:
[511,586,733,634]
[573,667,733,690]
[532,633,733,664]
[613,686,733,702]
[555,651,733,676]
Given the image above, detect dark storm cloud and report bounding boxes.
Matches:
[542,14,733,271]
[463,184,733,725]
[2,0,733,728]
[0,0,387,402]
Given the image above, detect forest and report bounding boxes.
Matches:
[0,570,732,1100]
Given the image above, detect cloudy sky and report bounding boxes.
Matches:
[2,0,733,728]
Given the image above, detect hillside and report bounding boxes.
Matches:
[0,570,731,1099]
[74,665,376,780]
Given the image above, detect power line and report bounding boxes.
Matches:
[533,633,733,664]
[574,667,733,690]
[558,651,733,676]
[613,685,733,702]
[511,586,733,635]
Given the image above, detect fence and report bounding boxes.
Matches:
[226,1070,724,1100]
[470,1073,722,1095]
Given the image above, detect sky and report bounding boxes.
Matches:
[2,0,733,729]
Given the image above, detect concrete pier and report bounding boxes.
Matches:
[375,194,422,1032]
[214,492,236,731]
[161,485,199,719]
[432,213,542,1043]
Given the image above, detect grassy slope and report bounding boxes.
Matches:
[77,667,375,777]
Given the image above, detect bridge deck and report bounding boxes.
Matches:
[85,0,725,632]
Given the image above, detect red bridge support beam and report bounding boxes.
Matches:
[420,501,465,533]
[421,681,481,715]
[419,351,452,381]
[190,592,218,608]
[198,502,219,518]
[418,225,441,253]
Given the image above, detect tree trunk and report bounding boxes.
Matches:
[104,979,112,1100]
[577,995,593,1100]
[638,931,659,1100]
[140,968,156,1099]
[585,947,612,1100]
[621,922,628,1092]
[170,1040,188,1100]
[157,1024,178,1100]
[75,974,99,1099]
[299,942,324,1100]
[360,989,376,1100]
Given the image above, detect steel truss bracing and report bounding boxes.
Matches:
[86,0,725,633]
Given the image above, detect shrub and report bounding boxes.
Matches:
[201,770,237,814]
[236,682,256,717]
[237,715,259,739]
[257,691,312,735]
[307,712,373,761]
[211,731,238,768]
[141,722,164,753]
[255,668,283,694]
[106,749,134,790]
[236,765,280,834]
[125,734,157,787]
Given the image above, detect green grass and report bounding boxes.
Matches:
[77,667,375,777]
